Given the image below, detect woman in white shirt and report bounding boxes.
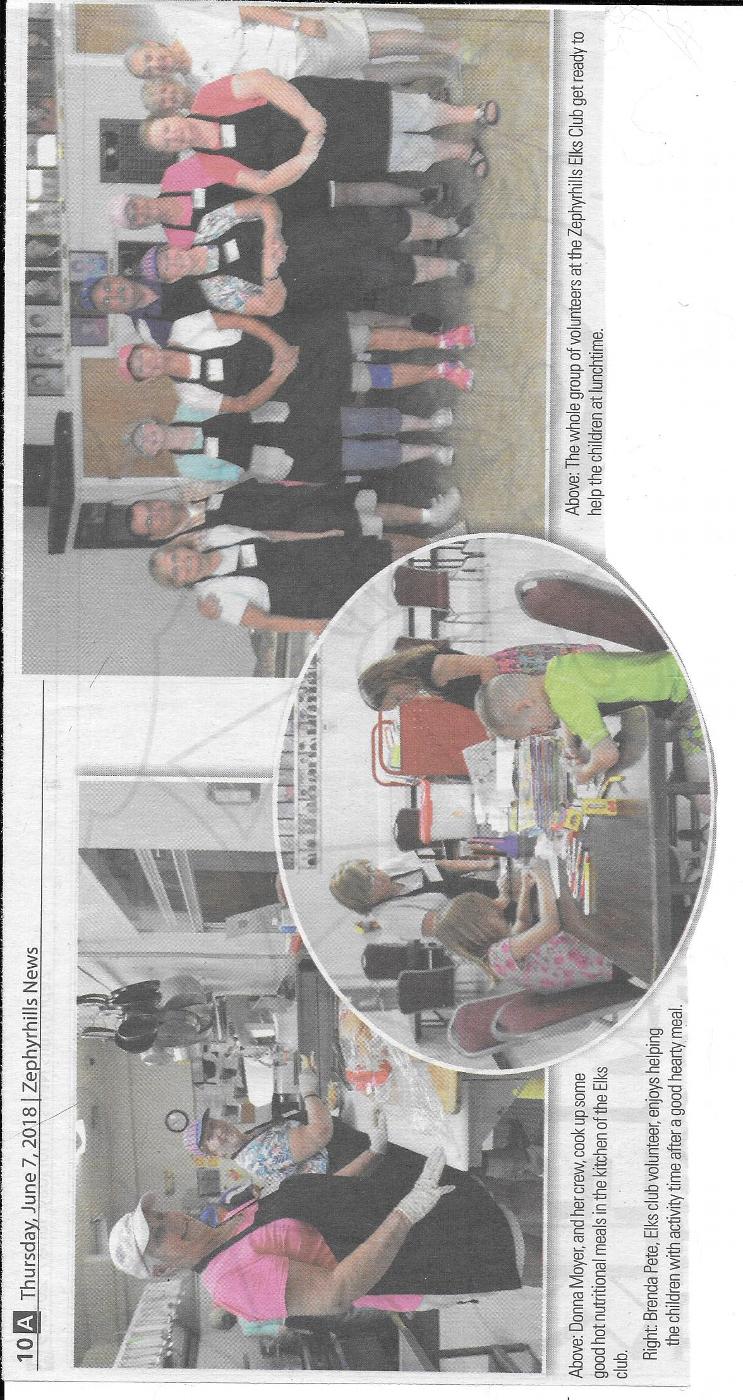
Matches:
[127,6,467,87]
[148,529,394,635]
[330,852,497,920]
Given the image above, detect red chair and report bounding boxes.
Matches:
[448,982,637,1057]
[515,572,666,651]
[392,565,487,643]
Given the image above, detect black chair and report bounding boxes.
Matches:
[397,965,456,1033]
[362,940,450,981]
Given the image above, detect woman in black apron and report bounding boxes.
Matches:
[129,409,304,483]
[121,312,475,477]
[109,168,447,245]
[110,1145,523,1321]
[153,201,472,316]
[121,317,350,428]
[139,73,497,214]
[329,854,497,917]
[127,410,463,518]
[128,478,376,540]
[148,531,394,634]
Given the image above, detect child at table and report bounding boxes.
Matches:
[475,650,688,784]
[428,860,619,992]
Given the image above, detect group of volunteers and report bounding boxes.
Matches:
[328,637,703,995]
[85,4,502,636]
[109,1062,536,1325]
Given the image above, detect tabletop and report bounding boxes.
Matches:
[555,706,672,983]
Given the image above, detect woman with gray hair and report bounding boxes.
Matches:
[124,6,472,88]
[125,402,458,489]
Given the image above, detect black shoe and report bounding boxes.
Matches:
[455,204,476,235]
[457,261,476,287]
[420,181,451,208]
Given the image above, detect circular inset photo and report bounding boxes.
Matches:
[274,535,714,1072]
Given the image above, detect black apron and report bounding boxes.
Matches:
[194,1153,520,1299]
[169,336,273,399]
[157,276,212,324]
[157,182,244,235]
[190,79,391,216]
[203,479,364,535]
[169,409,290,475]
[280,207,414,313]
[170,405,347,485]
[270,309,352,468]
[204,535,389,618]
[200,219,265,289]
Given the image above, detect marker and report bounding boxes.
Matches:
[583,856,591,915]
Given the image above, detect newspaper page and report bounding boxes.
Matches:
[2,3,740,1395]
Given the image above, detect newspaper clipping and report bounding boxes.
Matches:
[2,2,731,1392]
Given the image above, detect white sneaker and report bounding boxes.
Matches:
[428,408,454,431]
[426,488,462,527]
[431,445,455,467]
[429,518,468,542]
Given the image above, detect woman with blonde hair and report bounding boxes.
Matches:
[329,852,496,917]
[147,530,416,636]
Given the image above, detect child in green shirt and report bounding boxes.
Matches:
[476,650,688,783]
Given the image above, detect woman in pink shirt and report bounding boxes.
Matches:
[109,1143,522,1322]
[430,858,619,993]
[109,152,450,250]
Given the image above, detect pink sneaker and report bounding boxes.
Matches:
[438,323,476,351]
[437,360,474,392]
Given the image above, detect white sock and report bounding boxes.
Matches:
[419,508,432,523]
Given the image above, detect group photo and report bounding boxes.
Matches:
[21,3,551,676]
[276,533,713,1070]
[74,777,544,1374]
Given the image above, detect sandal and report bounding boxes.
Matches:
[467,145,490,180]
[476,99,500,127]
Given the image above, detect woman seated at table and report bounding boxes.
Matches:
[427,858,625,993]
[138,71,498,214]
[147,530,416,636]
[109,1144,527,1322]
[126,400,458,489]
[358,640,603,713]
[330,852,497,917]
[150,198,475,316]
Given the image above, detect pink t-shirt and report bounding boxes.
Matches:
[488,930,614,992]
[192,76,267,119]
[201,1203,423,1322]
[160,154,247,248]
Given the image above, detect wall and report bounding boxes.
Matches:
[23,505,263,674]
[69,675,290,777]
[77,858,287,997]
[78,778,276,851]
[74,1037,197,1359]
[26,40,158,446]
